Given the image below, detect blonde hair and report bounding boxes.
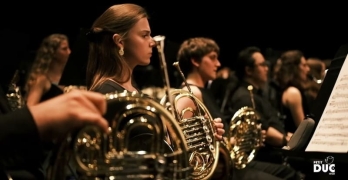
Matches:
[25,34,68,92]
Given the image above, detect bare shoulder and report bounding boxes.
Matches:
[182,86,203,100]
[284,86,301,96]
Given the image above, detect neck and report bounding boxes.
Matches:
[186,72,206,88]
[244,77,260,89]
[114,66,136,92]
[47,60,66,82]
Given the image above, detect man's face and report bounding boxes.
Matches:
[250,52,269,86]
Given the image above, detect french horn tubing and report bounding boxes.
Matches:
[47,89,192,179]
[227,85,263,169]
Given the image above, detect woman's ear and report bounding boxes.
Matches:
[191,58,200,67]
[112,34,124,49]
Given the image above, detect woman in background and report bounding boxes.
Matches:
[276,50,311,133]
[25,34,71,106]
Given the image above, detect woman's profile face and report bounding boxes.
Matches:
[298,57,310,81]
[54,40,71,64]
[124,18,155,67]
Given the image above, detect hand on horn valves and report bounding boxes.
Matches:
[213,117,225,141]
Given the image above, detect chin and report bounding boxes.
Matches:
[139,59,151,66]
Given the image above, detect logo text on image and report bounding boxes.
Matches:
[313,156,335,175]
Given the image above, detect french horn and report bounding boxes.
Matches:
[227,85,263,169]
[47,89,192,179]
[6,70,24,111]
[152,35,220,180]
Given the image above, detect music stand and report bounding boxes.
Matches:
[310,43,348,126]
[282,43,348,164]
[59,28,90,86]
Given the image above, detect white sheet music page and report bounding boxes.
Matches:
[306,54,348,152]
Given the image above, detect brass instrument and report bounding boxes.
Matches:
[63,85,87,93]
[211,141,233,180]
[141,87,176,102]
[152,35,219,180]
[6,70,24,111]
[227,85,262,169]
[47,90,192,180]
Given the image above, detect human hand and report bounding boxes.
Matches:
[286,132,293,142]
[29,90,109,141]
[213,117,225,141]
[261,130,266,146]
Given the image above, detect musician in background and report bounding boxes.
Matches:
[227,46,293,163]
[275,50,311,133]
[25,34,71,106]
[0,30,108,179]
[176,38,300,180]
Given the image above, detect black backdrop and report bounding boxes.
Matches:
[1,0,347,87]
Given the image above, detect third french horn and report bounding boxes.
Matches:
[227,85,263,169]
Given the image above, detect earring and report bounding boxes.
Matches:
[119,48,124,56]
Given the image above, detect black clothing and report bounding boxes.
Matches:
[0,107,44,180]
[281,87,311,133]
[234,161,300,180]
[228,81,286,134]
[92,80,170,152]
[227,81,286,164]
[39,84,63,103]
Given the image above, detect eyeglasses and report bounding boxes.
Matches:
[253,61,269,67]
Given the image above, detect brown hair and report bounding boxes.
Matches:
[276,50,305,89]
[86,4,148,90]
[177,37,219,76]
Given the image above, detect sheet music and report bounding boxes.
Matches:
[306,54,348,152]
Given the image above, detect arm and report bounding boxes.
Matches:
[283,87,305,127]
[177,86,224,139]
[26,75,51,106]
[0,107,44,166]
[262,98,288,147]
[175,86,203,119]
[0,91,109,166]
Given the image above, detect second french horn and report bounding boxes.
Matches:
[153,35,220,180]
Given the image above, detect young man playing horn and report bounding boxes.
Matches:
[176,38,301,180]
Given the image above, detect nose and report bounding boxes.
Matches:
[216,59,221,67]
[150,37,156,47]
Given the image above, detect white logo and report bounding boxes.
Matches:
[313,156,335,175]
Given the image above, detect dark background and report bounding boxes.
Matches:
[1,1,346,87]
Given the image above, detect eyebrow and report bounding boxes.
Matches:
[141,30,151,34]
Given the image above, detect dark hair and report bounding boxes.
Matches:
[86,4,148,90]
[276,50,305,89]
[177,37,219,76]
[234,46,261,80]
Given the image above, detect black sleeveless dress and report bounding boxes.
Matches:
[281,87,310,133]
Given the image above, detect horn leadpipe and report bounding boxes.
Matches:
[247,85,256,110]
[173,61,203,116]
[153,35,176,117]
